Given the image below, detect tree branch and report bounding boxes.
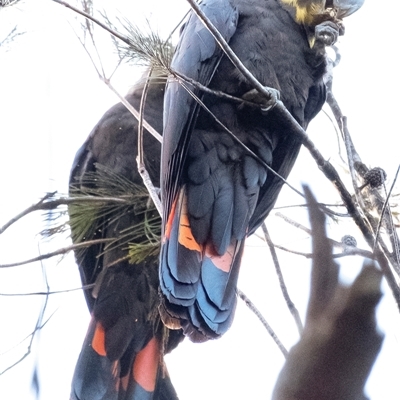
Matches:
[262,223,303,334]
[237,288,288,358]
[0,239,111,268]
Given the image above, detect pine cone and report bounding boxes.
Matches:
[341,235,357,248]
[363,168,387,188]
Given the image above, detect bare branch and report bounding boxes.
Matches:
[133,67,163,215]
[0,25,25,50]
[325,78,400,302]
[0,261,53,377]
[137,156,163,216]
[237,288,288,358]
[274,243,374,260]
[0,283,94,297]
[374,166,400,252]
[0,193,133,235]
[0,239,111,268]
[262,223,303,334]
[52,0,131,46]
[0,192,55,234]
[104,79,163,143]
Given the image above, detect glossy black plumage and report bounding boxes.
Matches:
[159,0,352,342]
[69,73,183,400]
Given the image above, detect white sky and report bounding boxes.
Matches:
[0,0,399,399]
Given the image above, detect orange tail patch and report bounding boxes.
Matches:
[205,242,235,273]
[92,322,106,356]
[165,190,202,252]
[164,197,178,240]
[178,194,202,252]
[133,337,160,392]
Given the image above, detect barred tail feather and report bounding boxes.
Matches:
[71,317,179,400]
[160,190,245,342]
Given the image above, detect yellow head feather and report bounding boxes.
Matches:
[280,0,326,25]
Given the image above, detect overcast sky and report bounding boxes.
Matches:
[1,1,399,399]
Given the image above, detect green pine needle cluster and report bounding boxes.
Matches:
[69,164,161,265]
[108,16,174,71]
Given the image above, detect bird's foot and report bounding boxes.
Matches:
[315,20,343,47]
[242,86,280,113]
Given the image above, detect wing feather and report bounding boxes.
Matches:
[162,0,239,221]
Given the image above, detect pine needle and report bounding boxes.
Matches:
[68,164,161,264]
[102,14,174,71]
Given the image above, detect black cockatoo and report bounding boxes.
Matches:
[69,72,183,400]
[159,0,363,342]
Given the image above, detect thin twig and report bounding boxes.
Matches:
[53,0,131,46]
[0,283,95,296]
[172,70,264,108]
[374,165,400,251]
[271,245,312,258]
[237,288,288,358]
[0,260,53,377]
[342,117,363,197]
[0,239,112,268]
[54,0,163,144]
[137,68,153,166]
[136,156,163,216]
[0,194,132,235]
[273,202,349,219]
[105,80,162,143]
[274,243,374,260]
[0,309,55,376]
[135,67,163,216]
[374,166,400,276]
[262,223,303,334]
[274,212,375,258]
[275,212,311,236]
[0,25,25,50]
[321,108,346,164]
[0,192,55,234]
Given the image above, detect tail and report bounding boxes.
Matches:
[71,264,182,400]
[159,189,245,343]
[71,318,178,400]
